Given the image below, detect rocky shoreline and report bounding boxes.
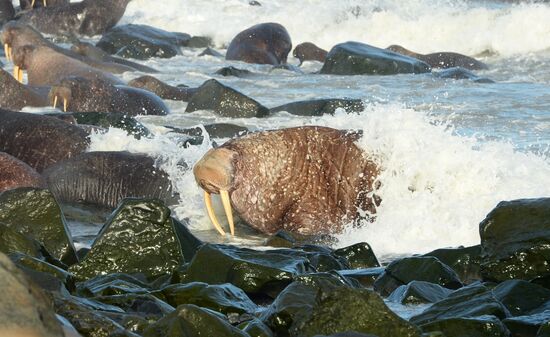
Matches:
[1,186,549,337]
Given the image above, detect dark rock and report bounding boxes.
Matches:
[76,273,152,297]
[70,112,150,139]
[282,245,349,273]
[187,36,213,48]
[0,188,78,265]
[373,256,463,296]
[314,333,379,337]
[215,66,254,77]
[185,79,270,118]
[333,242,380,269]
[95,293,175,319]
[239,318,274,337]
[493,280,550,316]
[0,222,51,260]
[264,230,299,248]
[261,273,421,337]
[97,24,192,60]
[532,275,550,290]
[199,47,224,57]
[161,282,257,316]
[479,198,550,282]
[11,252,75,293]
[0,252,64,337]
[320,41,431,75]
[433,67,494,83]
[538,321,550,337]
[128,75,198,102]
[270,98,364,116]
[142,304,249,337]
[410,284,511,325]
[249,0,261,6]
[424,245,482,284]
[337,267,385,288]
[180,243,311,297]
[166,123,249,139]
[503,311,550,337]
[387,280,453,305]
[419,315,511,337]
[69,198,202,280]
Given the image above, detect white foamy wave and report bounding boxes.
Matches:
[122,0,550,57]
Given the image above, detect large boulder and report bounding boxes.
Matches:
[333,242,380,269]
[424,245,482,284]
[11,252,76,293]
[480,198,550,282]
[387,280,453,305]
[69,198,202,280]
[419,315,511,337]
[270,98,364,116]
[0,188,78,265]
[493,280,550,316]
[503,311,550,337]
[320,42,431,75]
[70,112,150,139]
[185,79,270,118]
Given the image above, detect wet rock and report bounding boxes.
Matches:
[410,284,511,325]
[539,321,550,337]
[249,1,261,6]
[337,267,385,288]
[142,304,249,337]
[161,282,258,316]
[70,112,150,139]
[264,230,298,248]
[333,242,380,269]
[215,66,254,77]
[185,79,270,118]
[320,41,431,75]
[69,198,202,280]
[387,280,453,305]
[97,24,192,60]
[0,222,51,260]
[419,315,511,337]
[199,47,224,57]
[503,311,550,337]
[76,273,152,297]
[373,256,463,296]
[270,98,364,116]
[11,252,75,293]
[128,76,198,102]
[0,188,78,265]
[313,333,379,337]
[433,67,494,83]
[493,280,550,316]
[261,273,421,337]
[283,245,349,272]
[175,123,250,139]
[95,293,175,320]
[180,244,311,298]
[0,252,64,337]
[424,245,482,284]
[479,198,550,282]
[239,318,274,337]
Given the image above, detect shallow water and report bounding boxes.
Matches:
[6,0,550,258]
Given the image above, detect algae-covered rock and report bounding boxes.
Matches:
[239,318,274,337]
[503,311,550,337]
[95,294,174,320]
[276,245,349,272]
[410,285,510,325]
[538,321,550,337]
[11,252,75,293]
[0,252,64,337]
[262,273,421,337]
[162,282,257,316]
[71,112,150,139]
[374,256,462,296]
[0,188,78,265]
[424,245,481,284]
[269,98,364,116]
[387,281,453,305]
[0,222,50,260]
[76,273,152,297]
[493,280,550,316]
[333,242,380,269]
[338,267,385,288]
[186,79,270,118]
[70,198,201,280]
[142,304,249,337]
[182,244,310,297]
[480,198,550,282]
[419,315,510,337]
[320,41,431,75]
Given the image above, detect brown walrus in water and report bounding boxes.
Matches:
[0,152,45,193]
[128,75,198,102]
[386,45,488,70]
[0,67,49,110]
[19,0,69,10]
[193,126,380,236]
[48,76,169,115]
[17,0,131,37]
[293,42,328,65]
[226,22,292,65]
[11,44,124,86]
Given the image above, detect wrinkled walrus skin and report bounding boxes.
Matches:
[194,126,380,236]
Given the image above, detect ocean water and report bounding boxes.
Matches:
[11,0,550,257]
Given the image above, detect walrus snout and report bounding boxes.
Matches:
[49,85,71,112]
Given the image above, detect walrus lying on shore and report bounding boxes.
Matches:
[386,45,487,70]
[0,67,49,110]
[193,126,380,236]
[0,152,45,193]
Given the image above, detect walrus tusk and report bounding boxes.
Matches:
[204,191,226,236]
[220,190,235,236]
[13,65,22,83]
[53,96,58,108]
[63,98,68,112]
[4,44,10,62]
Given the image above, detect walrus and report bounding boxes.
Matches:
[11,44,124,86]
[0,109,89,172]
[128,75,198,102]
[0,152,45,193]
[48,76,169,116]
[0,67,49,110]
[386,45,488,70]
[43,151,178,209]
[193,126,380,236]
[19,0,69,10]
[17,0,132,37]
[293,42,328,65]
[2,22,137,74]
[226,22,292,65]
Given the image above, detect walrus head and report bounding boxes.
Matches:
[49,76,112,112]
[2,23,45,63]
[386,45,418,57]
[11,44,38,83]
